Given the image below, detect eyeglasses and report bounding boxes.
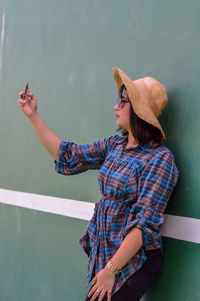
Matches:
[116,98,130,110]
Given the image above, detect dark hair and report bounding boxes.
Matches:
[116,84,163,146]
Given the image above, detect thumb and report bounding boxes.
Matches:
[92,276,97,285]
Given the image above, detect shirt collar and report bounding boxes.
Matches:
[116,135,160,153]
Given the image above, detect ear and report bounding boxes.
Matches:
[122,87,129,99]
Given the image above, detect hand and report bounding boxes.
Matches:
[18,83,38,119]
[87,266,115,301]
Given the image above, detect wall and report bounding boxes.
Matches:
[0,0,199,300]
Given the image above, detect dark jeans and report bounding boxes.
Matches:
[85,248,163,301]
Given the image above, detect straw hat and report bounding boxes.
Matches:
[113,67,168,141]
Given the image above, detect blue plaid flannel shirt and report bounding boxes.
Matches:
[54,134,179,296]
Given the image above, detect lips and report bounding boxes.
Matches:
[115,114,119,118]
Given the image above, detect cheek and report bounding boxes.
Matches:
[120,111,130,126]
[124,107,131,125]
[124,106,131,118]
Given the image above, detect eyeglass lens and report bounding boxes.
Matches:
[116,98,129,109]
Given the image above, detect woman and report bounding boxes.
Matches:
[18,67,179,301]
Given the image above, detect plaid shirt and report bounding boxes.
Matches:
[54,134,179,296]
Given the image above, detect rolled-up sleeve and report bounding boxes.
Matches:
[54,135,114,175]
[123,151,179,249]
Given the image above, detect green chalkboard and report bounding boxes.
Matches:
[0,0,199,299]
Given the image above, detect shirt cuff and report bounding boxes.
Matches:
[54,141,69,174]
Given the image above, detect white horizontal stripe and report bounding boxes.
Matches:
[0,188,199,244]
[161,214,200,244]
[0,188,94,221]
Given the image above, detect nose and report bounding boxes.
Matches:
[114,103,119,111]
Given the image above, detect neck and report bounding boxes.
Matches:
[127,132,139,146]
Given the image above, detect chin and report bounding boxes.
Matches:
[116,121,125,128]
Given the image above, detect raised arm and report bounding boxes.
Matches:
[28,112,61,161]
[18,84,61,161]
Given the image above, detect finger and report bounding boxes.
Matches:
[18,98,25,104]
[107,291,112,301]
[90,289,101,301]
[98,289,107,301]
[27,92,34,98]
[87,284,98,298]
[18,99,27,106]
[91,285,104,301]
[92,276,97,285]
[18,91,24,99]
[18,101,27,107]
